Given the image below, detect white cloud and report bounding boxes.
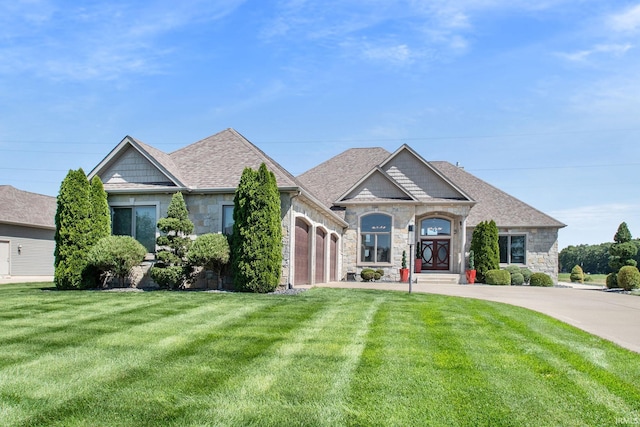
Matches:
[362,44,413,64]
[609,3,640,33]
[0,0,247,81]
[557,43,633,62]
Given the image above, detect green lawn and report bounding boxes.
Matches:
[558,272,608,285]
[1,283,639,426]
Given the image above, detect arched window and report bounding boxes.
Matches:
[360,213,392,264]
[420,218,451,236]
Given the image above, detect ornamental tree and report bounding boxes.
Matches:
[231,163,283,293]
[607,222,638,288]
[150,192,194,289]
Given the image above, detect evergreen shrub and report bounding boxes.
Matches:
[187,233,230,289]
[617,266,640,291]
[485,269,510,285]
[87,236,146,287]
[530,272,553,287]
[520,267,532,284]
[510,272,525,286]
[570,265,584,283]
[470,220,500,283]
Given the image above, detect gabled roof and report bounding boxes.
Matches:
[431,162,566,228]
[298,145,474,206]
[297,147,391,207]
[0,186,56,229]
[169,128,299,189]
[89,129,300,192]
[337,167,418,203]
[88,136,187,190]
[297,146,565,229]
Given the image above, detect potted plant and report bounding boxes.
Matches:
[465,249,476,284]
[399,250,409,282]
[414,242,422,273]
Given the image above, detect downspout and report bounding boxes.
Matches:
[288,190,302,289]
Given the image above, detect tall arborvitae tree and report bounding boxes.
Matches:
[89,176,111,244]
[83,176,112,287]
[470,220,500,283]
[231,163,282,292]
[54,169,93,289]
[150,192,194,289]
[607,222,638,288]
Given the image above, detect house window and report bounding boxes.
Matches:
[360,213,392,264]
[112,206,157,252]
[499,235,526,264]
[420,218,451,236]
[222,205,234,235]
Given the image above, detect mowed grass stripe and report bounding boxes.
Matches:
[477,303,640,424]
[0,285,639,426]
[195,292,384,426]
[4,293,306,426]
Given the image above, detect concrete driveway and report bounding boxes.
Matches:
[315,281,640,354]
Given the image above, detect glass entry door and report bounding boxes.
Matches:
[420,239,450,271]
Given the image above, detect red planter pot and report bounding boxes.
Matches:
[465,270,476,284]
[399,268,409,282]
[414,258,422,273]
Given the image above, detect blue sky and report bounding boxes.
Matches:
[2,0,640,249]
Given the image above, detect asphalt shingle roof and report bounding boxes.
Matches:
[296,147,391,208]
[297,147,565,229]
[0,186,57,229]
[170,128,299,189]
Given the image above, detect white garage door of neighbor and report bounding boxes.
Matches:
[0,241,9,275]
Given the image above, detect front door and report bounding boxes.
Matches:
[420,239,450,271]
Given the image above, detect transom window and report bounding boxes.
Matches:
[421,218,451,236]
[360,213,392,264]
[499,235,526,264]
[112,206,157,252]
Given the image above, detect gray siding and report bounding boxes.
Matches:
[0,224,55,276]
[102,146,170,185]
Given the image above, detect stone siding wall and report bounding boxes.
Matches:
[343,205,415,282]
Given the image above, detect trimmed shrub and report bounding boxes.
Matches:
[530,272,553,287]
[520,267,532,284]
[570,265,584,283]
[485,269,510,285]
[504,265,521,276]
[150,266,183,289]
[510,272,525,286]
[360,268,384,281]
[87,236,146,287]
[617,266,640,291]
[606,273,617,289]
[187,233,230,289]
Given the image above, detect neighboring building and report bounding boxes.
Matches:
[0,186,57,277]
[88,128,566,286]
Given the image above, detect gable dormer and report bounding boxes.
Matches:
[380,145,472,201]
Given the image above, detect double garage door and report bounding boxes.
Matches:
[294,218,338,285]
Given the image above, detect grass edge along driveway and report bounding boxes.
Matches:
[0,283,639,426]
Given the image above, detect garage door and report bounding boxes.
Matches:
[0,241,9,276]
[295,219,310,285]
[315,228,326,283]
